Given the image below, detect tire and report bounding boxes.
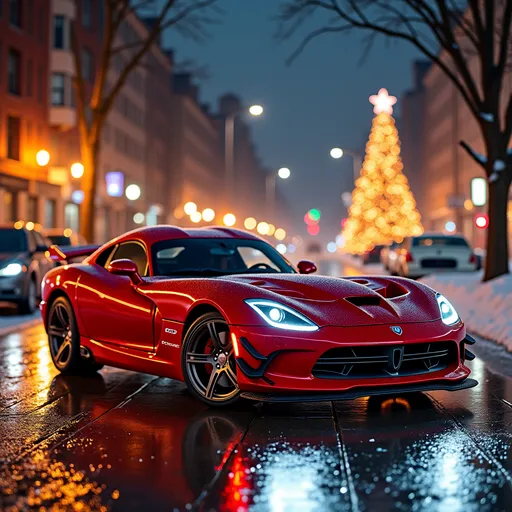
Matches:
[47,296,102,375]
[182,312,240,407]
[18,276,37,315]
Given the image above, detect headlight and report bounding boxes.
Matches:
[0,263,23,277]
[436,293,459,325]
[245,299,319,331]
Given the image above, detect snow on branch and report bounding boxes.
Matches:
[459,140,487,165]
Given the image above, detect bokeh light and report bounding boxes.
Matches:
[70,162,84,178]
[184,202,197,215]
[267,224,276,236]
[327,242,337,253]
[223,213,236,227]
[244,217,257,230]
[173,206,185,219]
[444,221,456,233]
[275,228,286,240]
[133,212,145,225]
[330,147,343,159]
[125,184,141,201]
[276,244,287,254]
[249,105,263,116]
[257,222,270,235]
[307,224,320,236]
[202,208,215,222]
[190,211,202,223]
[278,167,291,179]
[36,150,50,166]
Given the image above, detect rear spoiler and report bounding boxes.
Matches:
[49,244,100,262]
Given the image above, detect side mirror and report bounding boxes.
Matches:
[297,260,317,274]
[107,259,142,285]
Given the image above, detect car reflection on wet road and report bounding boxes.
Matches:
[0,321,511,511]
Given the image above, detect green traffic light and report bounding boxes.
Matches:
[308,209,321,221]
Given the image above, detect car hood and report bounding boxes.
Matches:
[221,274,442,326]
[0,252,26,266]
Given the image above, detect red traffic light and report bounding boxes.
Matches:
[474,213,489,229]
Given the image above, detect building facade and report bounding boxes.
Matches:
[0,0,63,227]
[402,59,512,250]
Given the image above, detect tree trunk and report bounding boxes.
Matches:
[484,173,510,281]
[79,137,100,244]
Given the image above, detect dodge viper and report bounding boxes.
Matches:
[41,226,477,407]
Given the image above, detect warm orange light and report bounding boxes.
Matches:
[70,162,84,178]
[267,224,276,236]
[184,202,197,215]
[36,150,50,166]
[202,208,215,222]
[275,228,286,240]
[25,221,35,231]
[223,213,236,227]
[257,222,269,235]
[63,228,72,237]
[190,211,202,223]
[244,217,257,230]
[173,206,185,219]
[14,220,24,230]
[231,333,239,357]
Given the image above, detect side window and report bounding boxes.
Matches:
[111,242,148,276]
[26,231,37,252]
[95,245,116,268]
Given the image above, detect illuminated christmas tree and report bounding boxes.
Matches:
[342,88,423,254]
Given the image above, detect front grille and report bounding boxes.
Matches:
[421,258,457,269]
[312,341,458,379]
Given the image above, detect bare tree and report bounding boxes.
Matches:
[71,0,218,243]
[278,0,512,281]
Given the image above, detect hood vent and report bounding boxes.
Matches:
[345,296,381,307]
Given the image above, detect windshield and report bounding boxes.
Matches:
[413,236,469,247]
[151,238,295,277]
[48,235,72,246]
[0,229,27,253]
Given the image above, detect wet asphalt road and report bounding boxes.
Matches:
[0,262,511,511]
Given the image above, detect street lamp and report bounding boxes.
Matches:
[36,150,50,166]
[224,104,264,206]
[330,147,362,182]
[266,167,291,219]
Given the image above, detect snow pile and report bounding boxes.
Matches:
[421,272,512,351]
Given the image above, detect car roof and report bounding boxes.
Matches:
[109,225,266,246]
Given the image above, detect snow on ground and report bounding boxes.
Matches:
[420,272,512,352]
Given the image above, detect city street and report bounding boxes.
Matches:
[0,262,511,512]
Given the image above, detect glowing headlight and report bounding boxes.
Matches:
[0,263,23,277]
[245,299,319,331]
[436,293,459,325]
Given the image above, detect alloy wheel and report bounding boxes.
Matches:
[48,302,74,369]
[185,318,239,403]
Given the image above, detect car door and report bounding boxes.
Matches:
[32,231,54,277]
[76,241,155,351]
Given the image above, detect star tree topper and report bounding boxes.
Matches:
[369,88,397,115]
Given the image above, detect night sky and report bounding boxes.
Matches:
[166,0,422,246]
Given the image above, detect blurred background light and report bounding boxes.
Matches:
[202,208,215,222]
[184,202,197,215]
[70,162,84,179]
[133,212,145,225]
[223,213,236,226]
[244,217,257,230]
[190,211,202,223]
[330,147,343,159]
[257,222,270,235]
[276,243,287,254]
[125,184,141,201]
[275,228,286,240]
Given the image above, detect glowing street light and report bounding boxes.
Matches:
[125,184,141,201]
[257,222,269,235]
[249,104,264,116]
[184,202,197,215]
[274,228,286,241]
[70,162,84,178]
[190,211,202,223]
[223,213,236,227]
[36,150,50,166]
[133,212,145,225]
[278,167,291,179]
[244,217,257,230]
[330,148,344,159]
[202,208,215,222]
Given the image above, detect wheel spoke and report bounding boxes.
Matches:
[205,369,222,398]
[55,339,71,364]
[48,326,67,338]
[223,365,238,388]
[186,352,212,364]
[207,322,223,350]
[55,305,69,328]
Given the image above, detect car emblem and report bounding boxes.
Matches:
[392,347,404,371]
[391,326,403,335]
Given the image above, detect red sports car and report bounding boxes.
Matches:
[41,226,477,407]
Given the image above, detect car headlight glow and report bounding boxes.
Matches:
[0,263,23,277]
[245,299,319,331]
[436,293,459,325]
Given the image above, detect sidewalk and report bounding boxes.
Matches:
[0,306,41,337]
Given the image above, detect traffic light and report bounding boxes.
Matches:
[474,213,489,229]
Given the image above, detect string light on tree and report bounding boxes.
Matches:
[342,89,423,254]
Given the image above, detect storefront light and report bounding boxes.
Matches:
[106,172,124,197]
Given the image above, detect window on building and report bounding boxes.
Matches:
[8,48,21,95]
[53,15,65,49]
[9,0,22,28]
[45,199,56,228]
[64,203,80,232]
[82,0,92,28]
[7,116,21,160]
[82,48,93,81]
[4,191,15,223]
[51,73,65,105]
[28,197,37,222]
[70,76,76,106]
[26,59,32,96]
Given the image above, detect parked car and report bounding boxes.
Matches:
[45,228,88,247]
[394,233,478,279]
[0,225,55,313]
[380,241,399,271]
[362,244,385,265]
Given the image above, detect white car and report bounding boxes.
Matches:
[394,233,478,278]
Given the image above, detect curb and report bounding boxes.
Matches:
[0,317,42,338]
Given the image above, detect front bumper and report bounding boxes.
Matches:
[231,321,474,395]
